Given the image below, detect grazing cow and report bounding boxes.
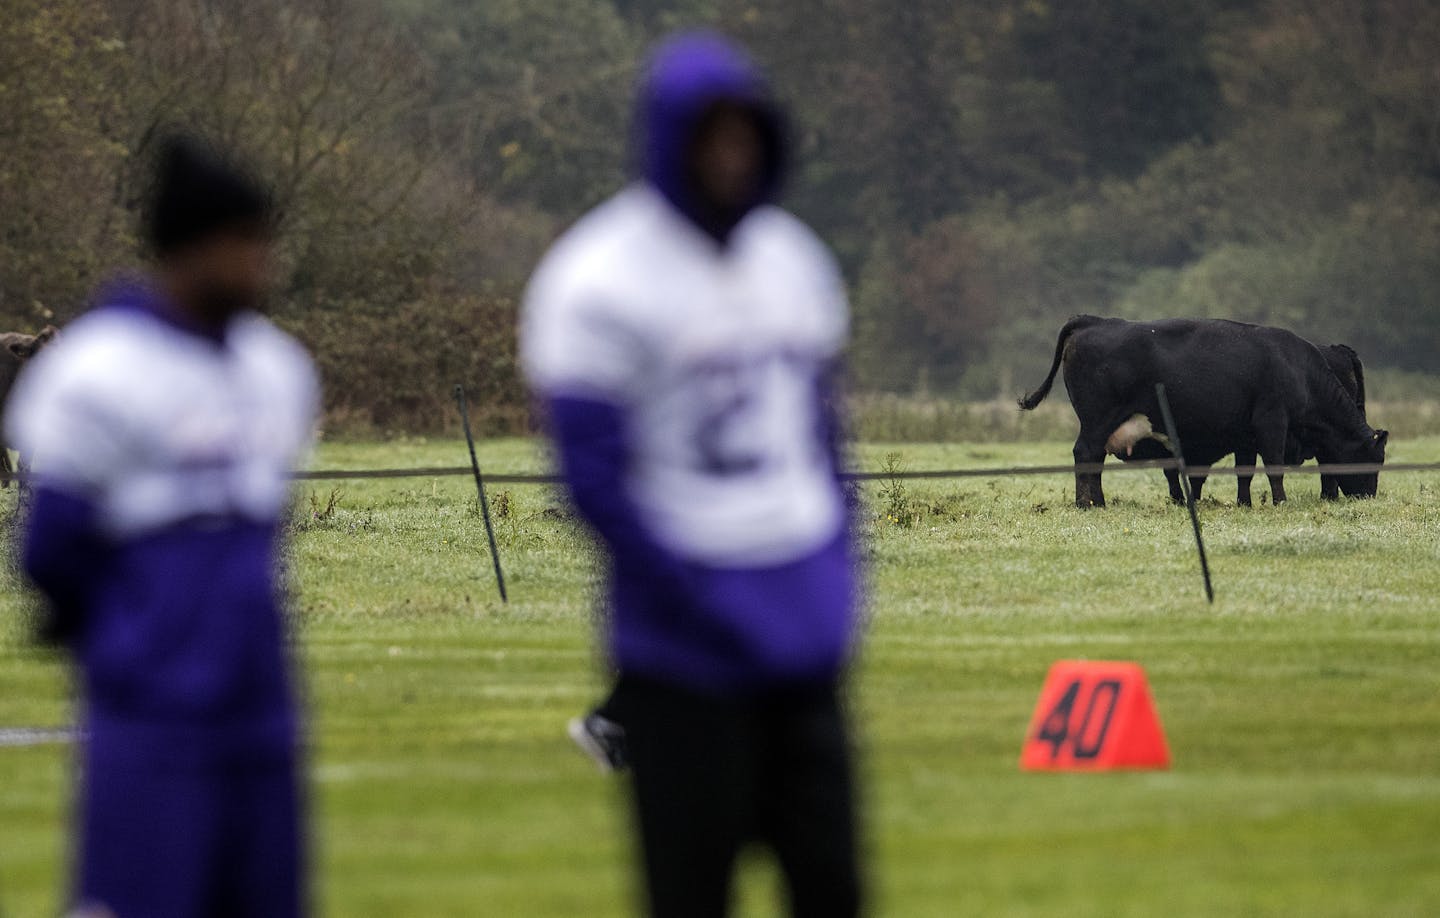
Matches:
[1129,342,1367,505]
[1019,316,1387,508]
[1,324,60,487]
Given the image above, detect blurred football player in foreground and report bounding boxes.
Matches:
[6,134,318,917]
[523,32,863,918]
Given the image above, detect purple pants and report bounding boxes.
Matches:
[75,728,303,918]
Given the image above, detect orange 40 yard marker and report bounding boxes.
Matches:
[1020,661,1171,772]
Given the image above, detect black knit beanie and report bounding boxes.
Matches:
[143,133,273,256]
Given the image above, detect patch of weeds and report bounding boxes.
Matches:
[501,493,542,547]
[344,511,376,534]
[924,493,969,521]
[878,452,920,527]
[290,488,375,534]
[310,487,344,522]
[291,488,344,532]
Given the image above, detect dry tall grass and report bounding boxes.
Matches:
[849,395,1439,444]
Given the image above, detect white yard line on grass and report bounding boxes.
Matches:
[0,727,80,747]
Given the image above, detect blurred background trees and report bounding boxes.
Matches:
[2,0,1437,429]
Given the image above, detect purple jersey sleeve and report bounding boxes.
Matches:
[544,395,696,603]
[21,486,108,644]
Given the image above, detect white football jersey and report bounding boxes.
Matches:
[522,184,849,568]
[5,306,319,540]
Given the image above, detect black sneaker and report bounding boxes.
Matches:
[568,713,628,773]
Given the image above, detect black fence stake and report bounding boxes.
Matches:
[1155,383,1215,604]
[454,385,508,603]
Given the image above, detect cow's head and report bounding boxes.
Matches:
[1331,428,1388,498]
[5,324,59,359]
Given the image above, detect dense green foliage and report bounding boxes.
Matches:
[4,437,1440,914]
[3,1,1438,425]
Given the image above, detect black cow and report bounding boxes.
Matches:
[1130,342,1366,505]
[0,324,60,488]
[1019,316,1388,508]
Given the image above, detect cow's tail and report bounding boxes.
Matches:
[1018,315,1102,410]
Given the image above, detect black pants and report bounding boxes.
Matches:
[614,676,862,918]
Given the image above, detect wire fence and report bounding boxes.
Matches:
[280,458,1427,484]
[2,459,1429,488]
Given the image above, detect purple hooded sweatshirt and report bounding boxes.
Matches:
[13,279,313,767]
[542,34,858,695]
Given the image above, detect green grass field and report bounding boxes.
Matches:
[3,437,1439,916]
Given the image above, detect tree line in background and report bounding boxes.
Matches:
[3,0,1438,431]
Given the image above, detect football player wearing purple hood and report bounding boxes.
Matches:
[522,33,862,918]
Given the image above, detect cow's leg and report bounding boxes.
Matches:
[1189,474,1208,503]
[1234,449,1256,507]
[0,447,11,490]
[1162,468,1184,504]
[1074,432,1107,509]
[1252,405,1289,505]
[1265,464,1288,505]
[1320,474,1340,501]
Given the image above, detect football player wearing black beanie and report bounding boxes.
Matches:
[6,131,318,917]
[142,132,277,335]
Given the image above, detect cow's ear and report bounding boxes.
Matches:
[1374,429,1389,449]
[6,340,32,358]
[37,325,59,343]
